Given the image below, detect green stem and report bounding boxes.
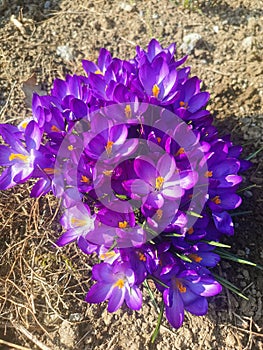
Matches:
[151,301,164,343]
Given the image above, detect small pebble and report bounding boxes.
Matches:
[119,2,133,12]
[180,33,202,54]
[213,25,219,33]
[242,36,253,50]
[244,190,253,198]
[56,45,74,62]
[44,0,51,9]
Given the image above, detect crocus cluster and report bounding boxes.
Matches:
[0,39,250,329]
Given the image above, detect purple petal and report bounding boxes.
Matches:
[86,282,112,303]
[184,296,208,315]
[125,285,142,310]
[212,211,234,235]
[157,153,176,180]
[56,229,78,246]
[164,288,184,329]
[107,286,125,312]
[134,158,156,185]
[188,92,210,113]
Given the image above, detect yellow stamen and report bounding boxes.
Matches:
[155,176,164,190]
[95,69,103,75]
[211,195,221,205]
[156,137,161,143]
[103,170,113,176]
[156,209,163,221]
[51,125,60,132]
[205,171,213,178]
[70,217,87,227]
[152,84,160,98]
[81,175,90,183]
[125,104,132,119]
[21,121,28,129]
[176,280,187,293]
[118,221,128,229]
[100,251,116,260]
[187,227,194,235]
[68,145,74,151]
[188,253,203,263]
[175,147,185,157]
[114,279,125,289]
[9,153,28,162]
[105,141,114,156]
[138,252,147,262]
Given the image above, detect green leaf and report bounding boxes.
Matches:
[151,301,164,343]
[163,233,184,238]
[245,146,263,160]
[203,240,231,248]
[143,280,160,313]
[175,253,192,263]
[215,249,260,268]
[148,276,169,289]
[230,211,252,217]
[186,210,203,218]
[212,273,249,300]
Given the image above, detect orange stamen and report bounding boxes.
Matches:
[187,227,194,235]
[211,195,221,205]
[188,253,202,263]
[205,171,213,178]
[175,147,185,157]
[176,280,187,293]
[51,125,60,132]
[81,175,90,183]
[118,221,128,229]
[105,141,114,156]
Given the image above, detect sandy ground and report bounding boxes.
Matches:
[0,1,263,349]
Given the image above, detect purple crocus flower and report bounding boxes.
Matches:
[86,262,142,312]
[56,203,97,254]
[159,267,222,328]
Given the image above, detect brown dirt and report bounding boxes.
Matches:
[0,1,262,349]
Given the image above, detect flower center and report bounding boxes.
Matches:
[188,253,202,263]
[80,175,90,183]
[51,125,60,132]
[68,145,74,151]
[152,84,160,98]
[114,278,125,289]
[156,137,162,143]
[118,221,128,229]
[138,251,147,262]
[100,251,116,260]
[205,171,213,178]
[179,101,188,108]
[105,141,114,156]
[71,217,88,227]
[155,176,164,190]
[187,227,194,235]
[125,104,132,118]
[156,209,163,220]
[95,69,103,75]
[103,170,113,176]
[9,153,29,162]
[176,279,187,293]
[175,147,185,157]
[211,195,221,204]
